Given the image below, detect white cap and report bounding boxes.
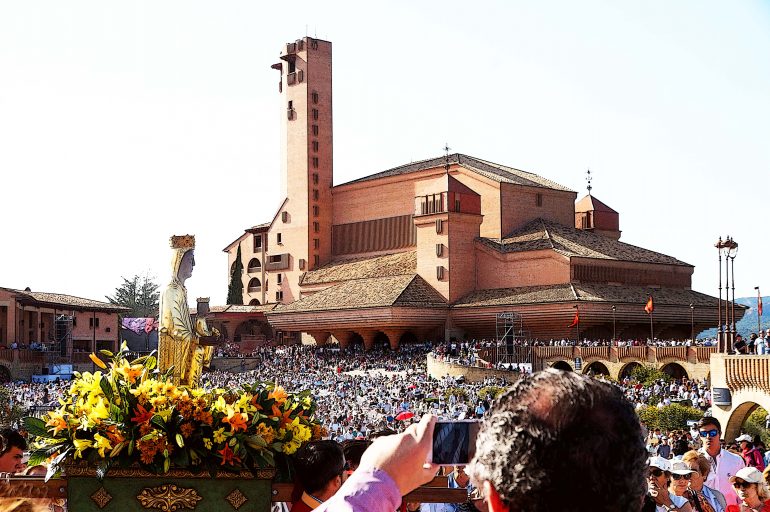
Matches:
[736,434,753,443]
[670,460,696,475]
[649,456,670,472]
[730,466,763,484]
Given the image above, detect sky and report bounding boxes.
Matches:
[1,1,769,307]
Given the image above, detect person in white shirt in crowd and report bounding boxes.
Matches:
[697,416,746,507]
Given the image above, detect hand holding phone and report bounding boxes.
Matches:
[431,420,480,466]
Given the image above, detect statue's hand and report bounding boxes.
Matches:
[211,327,221,338]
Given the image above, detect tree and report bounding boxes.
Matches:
[106,273,160,318]
[0,387,25,429]
[227,244,244,305]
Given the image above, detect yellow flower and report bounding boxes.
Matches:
[73,438,93,459]
[45,408,69,437]
[256,423,275,444]
[114,360,143,384]
[93,433,112,458]
[212,396,227,413]
[213,427,227,444]
[203,438,212,450]
[87,397,110,426]
[283,437,301,455]
[89,353,108,369]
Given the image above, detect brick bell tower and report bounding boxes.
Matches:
[269,37,333,304]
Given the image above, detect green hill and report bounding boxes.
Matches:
[699,296,768,339]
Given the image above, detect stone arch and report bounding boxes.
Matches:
[660,362,688,380]
[248,298,260,305]
[724,401,762,443]
[399,331,419,346]
[373,331,390,347]
[619,361,643,380]
[347,332,364,349]
[0,365,10,383]
[247,258,261,273]
[584,361,610,376]
[247,278,261,292]
[551,360,573,372]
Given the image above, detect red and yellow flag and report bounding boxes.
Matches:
[644,296,654,315]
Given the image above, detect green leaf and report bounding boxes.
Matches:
[163,456,170,473]
[23,416,50,438]
[145,356,157,371]
[128,440,135,456]
[99,349,114,358]
[151,415,166,431]
[176,433,185,448]
[99,377,114,401]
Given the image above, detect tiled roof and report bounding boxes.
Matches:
[575,194,618,214]
[454,283,733,308]
[479,219,691,266]
[300,251,417,285]
[339,154,574,192]
[454,284,577,307]
[190,304,276,315]
[272,275,447,313]
[3,288,129,312]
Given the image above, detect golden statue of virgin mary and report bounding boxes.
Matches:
[158,235,218,387]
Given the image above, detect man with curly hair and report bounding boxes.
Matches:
[467,369,649,511]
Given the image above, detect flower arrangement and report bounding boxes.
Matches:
[23,343,324,480]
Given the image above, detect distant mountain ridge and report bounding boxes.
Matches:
[700,296,768,339]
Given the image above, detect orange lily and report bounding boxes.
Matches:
[218,444,241,466]
[223,408,248,433]
[131,403,155,425]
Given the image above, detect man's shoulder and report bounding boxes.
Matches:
[721,449,746,463]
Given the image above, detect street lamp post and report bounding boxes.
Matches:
[612,305,616,343]
[574,304,580,345]
[716,236,738,353]
[756,286,762,337]
[690,303,694,343]
[716,236,724,352]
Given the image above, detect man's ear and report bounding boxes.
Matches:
[483,481,509,512]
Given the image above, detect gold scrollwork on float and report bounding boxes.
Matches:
[90,486,113,509]
[225,488,248,510]
[136,484,203,511]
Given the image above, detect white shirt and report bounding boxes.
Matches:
[700,447,745,506]
[655,493,688,512]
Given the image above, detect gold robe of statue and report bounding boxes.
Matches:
[158,235,215,387]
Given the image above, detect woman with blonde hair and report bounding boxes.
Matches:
[726,467,770,511]
[681,450,726,512]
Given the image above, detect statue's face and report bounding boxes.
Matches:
[179,250,195,281]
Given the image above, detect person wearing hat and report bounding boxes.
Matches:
[646,456,694,512]
[669,460,697,503]
[698,417,746,507]
[681,449,727,512]
[737,435,766,472]
[726,467,770,511]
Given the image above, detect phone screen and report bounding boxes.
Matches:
[431,420,480,465]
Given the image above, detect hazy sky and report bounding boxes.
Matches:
[1,1,768,307]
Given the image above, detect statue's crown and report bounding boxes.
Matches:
[170,235,195,249]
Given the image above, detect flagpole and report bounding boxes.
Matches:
[756,286,762,336]
[649,310,654,343]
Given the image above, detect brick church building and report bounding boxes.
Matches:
[224,36,729,349]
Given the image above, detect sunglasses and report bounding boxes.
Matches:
[672,474,692,481]
[649,468,664,477]
[699,429,719,438]
[733,481,754,489]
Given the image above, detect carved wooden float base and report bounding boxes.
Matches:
[65,464,275,512]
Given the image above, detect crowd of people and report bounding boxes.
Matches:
[6,340,770,511]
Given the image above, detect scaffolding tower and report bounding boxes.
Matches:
[494,312,531,366]
[48,314,73,365]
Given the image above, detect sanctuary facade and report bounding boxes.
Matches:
[224,36,734,348]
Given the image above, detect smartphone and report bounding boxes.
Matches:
[431,420,480,466]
